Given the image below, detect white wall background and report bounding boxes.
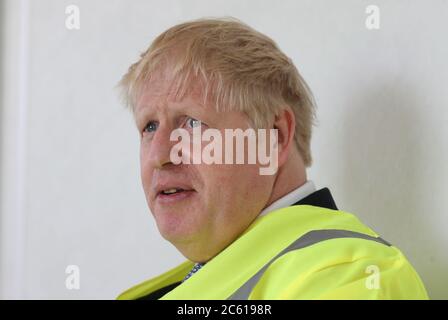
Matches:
[1,0,447,299]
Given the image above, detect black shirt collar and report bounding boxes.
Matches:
[292,187,338,210]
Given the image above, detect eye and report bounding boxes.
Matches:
[143,121,158,133]
[186,117,202,129]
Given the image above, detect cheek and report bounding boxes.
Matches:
[199,164,260,199]
[139,145,153,192]
[223,165,273,207]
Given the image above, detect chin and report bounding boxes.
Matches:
[157,218,199,244]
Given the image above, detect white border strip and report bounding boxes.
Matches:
[15,0,30,299]
[0,0,29,299]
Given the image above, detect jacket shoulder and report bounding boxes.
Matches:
[251,236,428,299]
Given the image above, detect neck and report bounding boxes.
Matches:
[265,149,307,208]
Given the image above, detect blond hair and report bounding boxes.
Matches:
[119,17,316,167]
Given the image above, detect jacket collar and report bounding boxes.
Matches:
[293,187,338,210]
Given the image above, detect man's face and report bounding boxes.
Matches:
[135,69,275,261]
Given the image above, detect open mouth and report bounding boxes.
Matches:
[160,188,186,195]
[156,187,196,203]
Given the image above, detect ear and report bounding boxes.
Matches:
[273,107,296,168]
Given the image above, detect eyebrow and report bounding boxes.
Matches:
[135,102,208,128]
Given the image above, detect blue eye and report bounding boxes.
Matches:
[144,121,158,133]
[186,117,201,129]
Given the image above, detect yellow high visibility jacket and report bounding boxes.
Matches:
[117,204,428,300]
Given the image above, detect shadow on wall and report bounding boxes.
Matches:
[339,80,446,299]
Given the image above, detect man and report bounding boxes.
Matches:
[117,18,428,299]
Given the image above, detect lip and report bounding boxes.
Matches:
[153,181,196,204]
[156,189,196,204]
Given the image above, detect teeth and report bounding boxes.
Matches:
[162,188,182,195]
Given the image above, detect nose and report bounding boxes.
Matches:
[143,124,178,169]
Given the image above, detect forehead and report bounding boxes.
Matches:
[135,67,207,114]
[135,86,206,118]
[134,75,252,130]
